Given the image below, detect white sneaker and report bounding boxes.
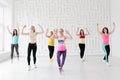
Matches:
[28,66,31,71]
[34,64,37,69]
[81,59,85,62]
[106,63,110,66]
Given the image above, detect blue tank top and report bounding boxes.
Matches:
[12,36,19,44]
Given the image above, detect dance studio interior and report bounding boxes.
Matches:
[0,0,120,80]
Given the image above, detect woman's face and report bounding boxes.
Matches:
[13,29,17,34]
[50,31,53,36]
[59,29,64,35]
[80,29,84,34]
[30,26,35,32]
[103,28,107,33]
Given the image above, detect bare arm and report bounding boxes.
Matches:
[16,24,20,36]
[76,27,80,36]
[36,24,44,35]
[65,30,73,39]
[7,26,12,35]
[109,22,115,35]
[53,29,58,39]
[46,29,50,38]
[21,25,29,35]
[96,23,103,35]
[85,28,90,36]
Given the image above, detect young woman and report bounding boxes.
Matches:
[22,24,44,71]
[97,23,115,66]
[46,29,55,62]
[7,26,20,62]
[76,28,90,62]
[54,28,72,72]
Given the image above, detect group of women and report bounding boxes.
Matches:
[7,22,115,72]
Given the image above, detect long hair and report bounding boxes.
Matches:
[13,29,18,36]
[31,26,36,33]
[102,27,109,34]
[80,29,85,36]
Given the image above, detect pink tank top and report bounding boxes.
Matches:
[102,34,109,45]
[57,37,66,51]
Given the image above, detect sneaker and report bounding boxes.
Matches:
[106,63,110,66]
[34,64,37,69]
[28,66,31,71]
[81,59,85,62]
[50,58,54,62]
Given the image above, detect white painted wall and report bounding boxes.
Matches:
[111,0,120,57]
[13,0,111,56]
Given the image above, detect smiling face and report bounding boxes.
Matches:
[59,28,64,35]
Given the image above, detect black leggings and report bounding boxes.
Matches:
[103,45,110,62]
[11,44,19,59]
[79,44,85,59]
[48,46,54,59]
[27,43,37,65]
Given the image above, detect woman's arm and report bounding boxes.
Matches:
[76,27,80,36]
[53,29,58,39]
[85,28,90,36]
[65,30,73,40]
[96,23,103,35]
[17,24,20,36]
[46,29,50,38]
[109,22,115,35]
[7,26,12,35]
[36,24,44,35]
[21,25,29,35]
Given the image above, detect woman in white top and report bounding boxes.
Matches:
[22,24,44,71]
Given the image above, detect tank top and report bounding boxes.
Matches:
[12,35,19,44]
[57,37,66,51]
[102,34,109,45]
[79,36,85,44]
[29,32,37,43]
[48,36,54,46]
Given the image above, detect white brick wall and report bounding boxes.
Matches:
[13,0,111,56]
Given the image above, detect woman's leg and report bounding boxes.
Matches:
[33,44,37,65]
[102,44,108,63]
[27,44,32,66]
[105,45,110,63]
[11,44,14,60]
[61,50,67,68]
[79,44,85,59]
[15,44,19,59]
[57,51,62,68]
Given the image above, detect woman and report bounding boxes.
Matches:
[76,28,90,62]
[97,23,115,66]
[7,25,20,63]
[46,29,55,62]
[22,24,44,71]
[54,28,72,72]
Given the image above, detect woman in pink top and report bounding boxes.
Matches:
[97,23,115,66]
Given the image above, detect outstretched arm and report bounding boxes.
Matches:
[53,29,58,39]
[7,26,12,35]
[16,24,20,36]
[85,28,90,36]
[76,27,80,36]
[96,23,103,35]
[36,24,44,35]
[109,22,115,35]
[21,25,29,35]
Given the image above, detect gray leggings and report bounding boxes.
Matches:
[11,44,19,59]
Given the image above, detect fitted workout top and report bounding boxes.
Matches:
[79,36,85,44]
[48,36,54,46]
[102,34,109,45]
[57,37,66,51]
[29,32,37,43]
[12,35,19,44]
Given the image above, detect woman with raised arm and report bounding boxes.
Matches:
[7,25,20,63]
[97,22,115,66]
[46,29,55,62]
[22,24,44,71]
[54,28,72,73]
[76,28,90,62]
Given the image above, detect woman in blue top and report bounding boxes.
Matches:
[7,25,20,62]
